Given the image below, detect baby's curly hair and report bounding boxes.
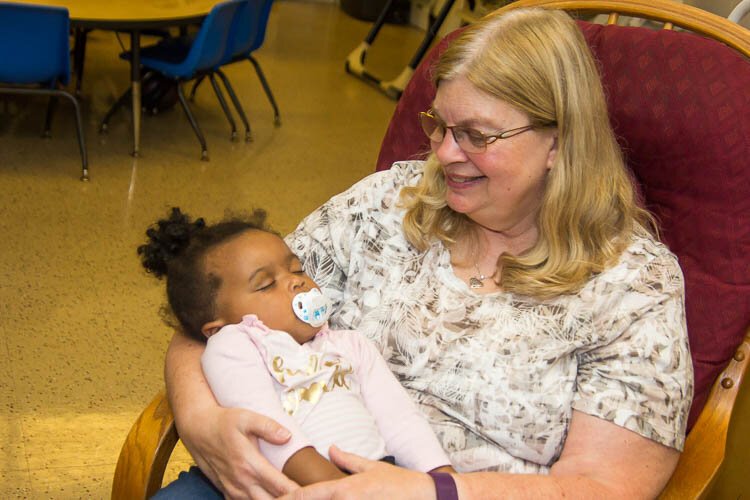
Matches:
[138,207,273,341]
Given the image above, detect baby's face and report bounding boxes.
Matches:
[204,229,321,343]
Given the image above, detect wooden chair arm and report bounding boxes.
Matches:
[660,327,750,499]
[111,328,750,499]
[493,0,750,57]
[111,389,179,500]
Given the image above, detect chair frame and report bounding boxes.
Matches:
[112,390,178,499]
[188,0,282,142]
[100,0,243,161]
[111,0,750,497]
[0,3,89,181]
[112,335,750,500]
[0,86,89,181]
[472,0,750,57]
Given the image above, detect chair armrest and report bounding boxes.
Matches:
[660,327,750,499]
[111,389,179,500]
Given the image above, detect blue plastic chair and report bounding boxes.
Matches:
[0,2,89,181]
[101,0,243,160]
[189,0,281,142]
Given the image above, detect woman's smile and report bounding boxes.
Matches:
[444,171,487,189]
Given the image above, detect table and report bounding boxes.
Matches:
[10,0,221,157]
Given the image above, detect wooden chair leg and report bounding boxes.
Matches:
[112,389,179,500]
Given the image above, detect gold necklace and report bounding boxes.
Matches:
[469,263,490,289]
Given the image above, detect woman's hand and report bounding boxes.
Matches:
[179,405,300,499]
[278,446,436,500]
[166,331,299,498]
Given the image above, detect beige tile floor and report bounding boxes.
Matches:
[0,2,425,497]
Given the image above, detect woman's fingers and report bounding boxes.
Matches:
[233,411,298,496]
[186,407,296,498]
[242,484,276,500]
[277,479,340,500]
[276,463,434,500]
[239,409,292,445]
[248,452,299,497]
[327,445,377,474]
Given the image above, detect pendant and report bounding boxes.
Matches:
[469,277,484,289]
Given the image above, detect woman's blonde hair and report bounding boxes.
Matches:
[400,8,655,298]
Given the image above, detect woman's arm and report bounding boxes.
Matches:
[280,410,679,499]
[164,331,298,498]
[455,410,679,499]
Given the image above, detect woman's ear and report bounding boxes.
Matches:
[201,319,226,338]
[546,133,559,170]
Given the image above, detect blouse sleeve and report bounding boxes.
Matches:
[572,246,693,450]
[201,325,313,470]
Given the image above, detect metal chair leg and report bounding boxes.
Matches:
[43,95,58,138]
[216,69,251,142]
[189,75,206,101]
[100,87,132,133]
[247,55,281,127]
[208,73,237,141]
[175,83,209,161]
[73,28,89,96]
[2,86,88,180]
[58,90,89,181]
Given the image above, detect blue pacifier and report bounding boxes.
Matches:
[292,288,331,327]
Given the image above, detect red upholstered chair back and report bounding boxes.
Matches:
[376,10,750,431]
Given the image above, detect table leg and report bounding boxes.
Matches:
[73,28,88,96]
[130,29,142,158]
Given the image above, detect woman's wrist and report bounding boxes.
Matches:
[427,471,459,500]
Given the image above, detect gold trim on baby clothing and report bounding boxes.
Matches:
[270,351,353,415]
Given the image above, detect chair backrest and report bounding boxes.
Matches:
[0,2,70,85]
[224,0,275,62]
[377,0,750,432]
[181,0,244,74]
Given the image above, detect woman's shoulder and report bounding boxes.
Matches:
[578,232,684,307]
[618,232,682,279]
[333,160,425,208]
[294,161,425,235]
[287,161,423,236]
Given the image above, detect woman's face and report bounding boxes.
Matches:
[202,230,321,344]
[431,76,558,235]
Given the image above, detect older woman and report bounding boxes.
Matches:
[161,8,692,499]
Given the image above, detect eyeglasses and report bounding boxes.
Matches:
[418,110,537,154]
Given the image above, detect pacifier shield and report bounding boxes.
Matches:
[292,288,331,327]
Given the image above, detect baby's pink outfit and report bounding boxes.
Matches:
[202,315,450,472]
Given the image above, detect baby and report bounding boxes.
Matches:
[139,207,453,485]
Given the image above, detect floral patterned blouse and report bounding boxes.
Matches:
[286,161,693,474]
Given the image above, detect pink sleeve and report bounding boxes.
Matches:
[201,325,313,470]
[342,332,451,472]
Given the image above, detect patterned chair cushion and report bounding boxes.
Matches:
[375,20,750,430]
